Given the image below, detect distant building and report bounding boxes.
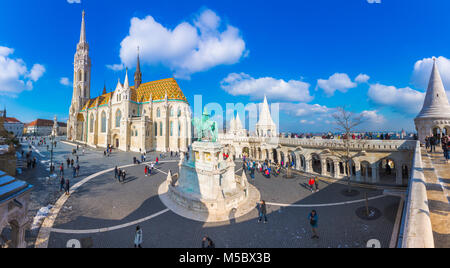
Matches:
[25,119,67,136]
[0,109,24,137]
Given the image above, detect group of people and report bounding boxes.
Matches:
[242,157,287,179]
[307,177,320,192]
[425,135,450,163]
[114,166,127,183]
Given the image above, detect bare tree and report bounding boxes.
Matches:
[330,106,366,193]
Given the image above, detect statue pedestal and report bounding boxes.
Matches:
[159,141,260,222]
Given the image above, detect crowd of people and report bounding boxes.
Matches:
[425,135,450,163]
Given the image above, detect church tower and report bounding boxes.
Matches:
[68,10,91,141]
[70,10,91,114]
[134,47,142,89]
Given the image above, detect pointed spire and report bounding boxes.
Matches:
[79,10,86,44]
[235,113,243,130]
[124,67,129,88]
[416,57,450,118]
[102,82,107,95]
[134,46,142,88]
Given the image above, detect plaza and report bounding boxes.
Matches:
[10,139,402,248]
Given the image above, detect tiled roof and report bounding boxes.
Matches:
[80,78,187,112]
[4,117,22,123]
[131,78,187,103]
[26,119,65,127]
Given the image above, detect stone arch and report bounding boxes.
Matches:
[360,161,372,182]
[242,147,250,158]
[299,154,306,171]
[112,133,120,148]
[326,158,335,177]
[101,111,107,133]
[272,149,278,163]
[378,158,396,184]
[288,151,297,168]
[311,153,322,174]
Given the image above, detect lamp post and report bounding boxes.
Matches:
[49,133,55,174]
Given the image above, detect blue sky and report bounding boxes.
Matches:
[1,0,450,133]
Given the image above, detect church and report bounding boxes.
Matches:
[67,11,192,152]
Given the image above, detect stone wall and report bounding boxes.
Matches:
[0,152,16,176]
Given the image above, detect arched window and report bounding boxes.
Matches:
[170,121,173,136]
[178,108,181,117]
[89,114,94,133]
[154,122,157,136]
[101,111,106,133]
[159,122,163,136]
[178,124,181,137]
[170,107,174,117]
[115,110,122,128]
[157,108,160,118]
[78,70,82,81]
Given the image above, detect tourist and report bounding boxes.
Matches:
[67,158,70,167]
[72,166,76,178]
[118,169,122,182]
[201,236,215,248]
[257,200,267,223]
[250,166,255,180]
[145,165,148,176]
[71,159,74,167]
[425,136,430,150]
[114,166,118,179]
[65,179,70,195]
[122,170,127,182]
[134,226,143,248]
[156,157,159,165]
[76,164,80,177]
[60,164,64,176]
[308,177,315,192]
[430,136,436,152]
[308,210,319,239]
[60,176,65,192]
[314,177,320,192]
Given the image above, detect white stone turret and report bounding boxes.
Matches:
[415,57,450,143]
[256,95,277,137]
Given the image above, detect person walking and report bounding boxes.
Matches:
[114,166,118,180]
[65,179,70,195]
[202,236,215,248]
[145,165,148,177]
[118,169,122,182]
[134,226,143,248]
[257,200,267,223]
[72,166,77,178]
[60,176,65,192]
[314,177,319,192]
[308,210,319,239]
[308,177,315,192]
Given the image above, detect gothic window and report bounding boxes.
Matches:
[89,114,94,133]
[178,124,181,137]
[160,122,163,136]
[101,111,106,133]
[85,71,88,82]
[78,70,82,81]
[154,122,157,136]
[157,108,160,118]
[170,121,173,136]
[115,110,122,128]
[170,107,174,117]
[135,130,138,136]
[178,108,181,117]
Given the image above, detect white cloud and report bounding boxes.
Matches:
[60,77,71,86]
[67,0,81,3]
[279,102,331,117]
[367,0,381,3]
[355,73,370,83]
[221,73,313,102]
[0,46,45,97]
[412,56,450,91]
[360,110,385,124]
[110,9,247,78]
[106,64,125,71]
[368,83,425,114]
[316,73,357,96]
[27,64,45,82]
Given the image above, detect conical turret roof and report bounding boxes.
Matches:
[416,58,450,118]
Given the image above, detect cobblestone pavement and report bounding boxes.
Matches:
[45,156,401,248]
[421,147,450,248]
[13,137,176,247]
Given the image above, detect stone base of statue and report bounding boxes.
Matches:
[159,141,260,223]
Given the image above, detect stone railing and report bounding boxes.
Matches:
[219,134,417,152]
[398,141,434,248]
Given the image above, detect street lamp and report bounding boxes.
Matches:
[49,133,55,174]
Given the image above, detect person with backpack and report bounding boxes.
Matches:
[308,177,315,192]
[314,177,320,192]
[202,235,215,248]
[308,210,319,239]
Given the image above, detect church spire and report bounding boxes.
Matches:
[134,46,142,89]
[102,82,107,95]
[124,67,129,88]
[416,57,450,118]
[79,10,86,44]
